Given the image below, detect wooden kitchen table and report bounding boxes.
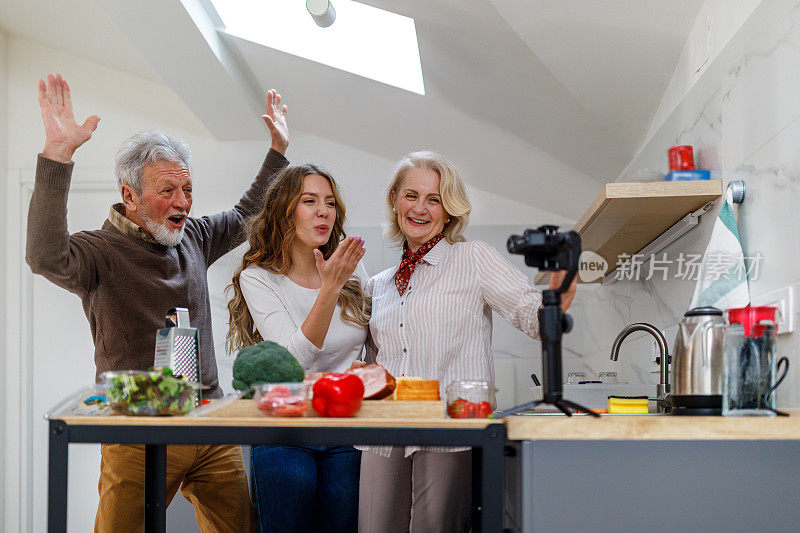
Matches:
[47,401,505,533]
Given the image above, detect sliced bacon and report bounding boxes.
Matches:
[346,364,396,400]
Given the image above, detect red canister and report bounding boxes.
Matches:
[726,306,778,337]
[668,145,695,171]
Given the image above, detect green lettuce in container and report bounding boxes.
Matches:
[102,367,199,416]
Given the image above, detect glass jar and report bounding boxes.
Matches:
[445,380,494,418]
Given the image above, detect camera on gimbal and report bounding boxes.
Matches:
[494,224,599,418]
[506,225,581,290]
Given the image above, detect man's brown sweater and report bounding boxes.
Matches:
[26,150,288,398]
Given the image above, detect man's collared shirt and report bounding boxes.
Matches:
[107,203,158,244]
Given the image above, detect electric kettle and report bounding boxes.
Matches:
[670,306,726,415]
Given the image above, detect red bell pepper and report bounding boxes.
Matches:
[312,373,364,417]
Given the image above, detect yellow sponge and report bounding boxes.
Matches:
[608,395,649,414]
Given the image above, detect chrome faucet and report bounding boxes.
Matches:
[610,323,670,413]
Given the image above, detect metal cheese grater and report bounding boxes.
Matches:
[154,307,201,387]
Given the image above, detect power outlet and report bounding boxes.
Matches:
[750,285,794,335]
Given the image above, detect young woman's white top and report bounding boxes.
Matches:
[239,264,369,373]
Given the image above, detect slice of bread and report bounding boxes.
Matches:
[392,377,440,401]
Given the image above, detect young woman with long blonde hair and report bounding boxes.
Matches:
[227,163,369,533]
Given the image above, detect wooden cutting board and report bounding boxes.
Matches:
[204,399,446,419]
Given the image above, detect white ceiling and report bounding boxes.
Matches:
[0,0,702,219]
[489,0,703,151]
[0,0,162,83]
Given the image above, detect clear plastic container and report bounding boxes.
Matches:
[566,371,587,384]
[599,372,618,384]
[101,369,200,416]
[45,384,115,419]
[445,380,494,418]
[252,382,310,417]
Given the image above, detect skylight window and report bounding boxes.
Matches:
[209,0,425,95]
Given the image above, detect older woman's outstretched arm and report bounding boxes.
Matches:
[471,240,577,340]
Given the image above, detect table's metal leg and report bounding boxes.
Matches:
[471,445,483,529]
[478,423,506,533]
[48,420,69,533]
[144,444,167,533]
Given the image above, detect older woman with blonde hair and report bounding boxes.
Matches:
[358,151,576,533]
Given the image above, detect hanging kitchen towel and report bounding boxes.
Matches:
[689,187,750,309]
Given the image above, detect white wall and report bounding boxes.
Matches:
[642,0,762,148]
[6,38,567,228]
[3,35,575,532]
[0,26,8,533]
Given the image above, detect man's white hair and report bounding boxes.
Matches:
[114,130,192,194]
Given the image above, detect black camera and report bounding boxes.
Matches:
[507,225,581,274]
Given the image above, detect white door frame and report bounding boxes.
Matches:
[4,166,115,532]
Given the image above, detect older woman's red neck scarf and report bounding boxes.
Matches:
[394,233,445,296]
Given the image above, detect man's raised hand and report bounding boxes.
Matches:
[38,74,100,163]
[262,89,289,155]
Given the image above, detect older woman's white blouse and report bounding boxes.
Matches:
[366,238,542,387]
[363,238,542,456]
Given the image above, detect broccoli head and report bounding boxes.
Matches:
[232,341,305,396]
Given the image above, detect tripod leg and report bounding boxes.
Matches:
[492,400,545,419]
[553,401,573,417]
[558,399,601,418]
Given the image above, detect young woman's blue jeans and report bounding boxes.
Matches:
[250,444,361,533]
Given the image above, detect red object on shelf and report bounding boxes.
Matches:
[726,306,778,337]
[668,145,695,171]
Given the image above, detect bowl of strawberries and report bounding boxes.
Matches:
[445,380,495,418]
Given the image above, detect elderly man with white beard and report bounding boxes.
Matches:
[26,73,290,532]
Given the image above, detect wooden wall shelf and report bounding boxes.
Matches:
[535,180,725,284]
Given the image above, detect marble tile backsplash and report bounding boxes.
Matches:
[721,0,800,165]
[585,0,800,406]
[620,55,723,181]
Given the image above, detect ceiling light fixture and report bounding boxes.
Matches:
[306,0,336,28]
